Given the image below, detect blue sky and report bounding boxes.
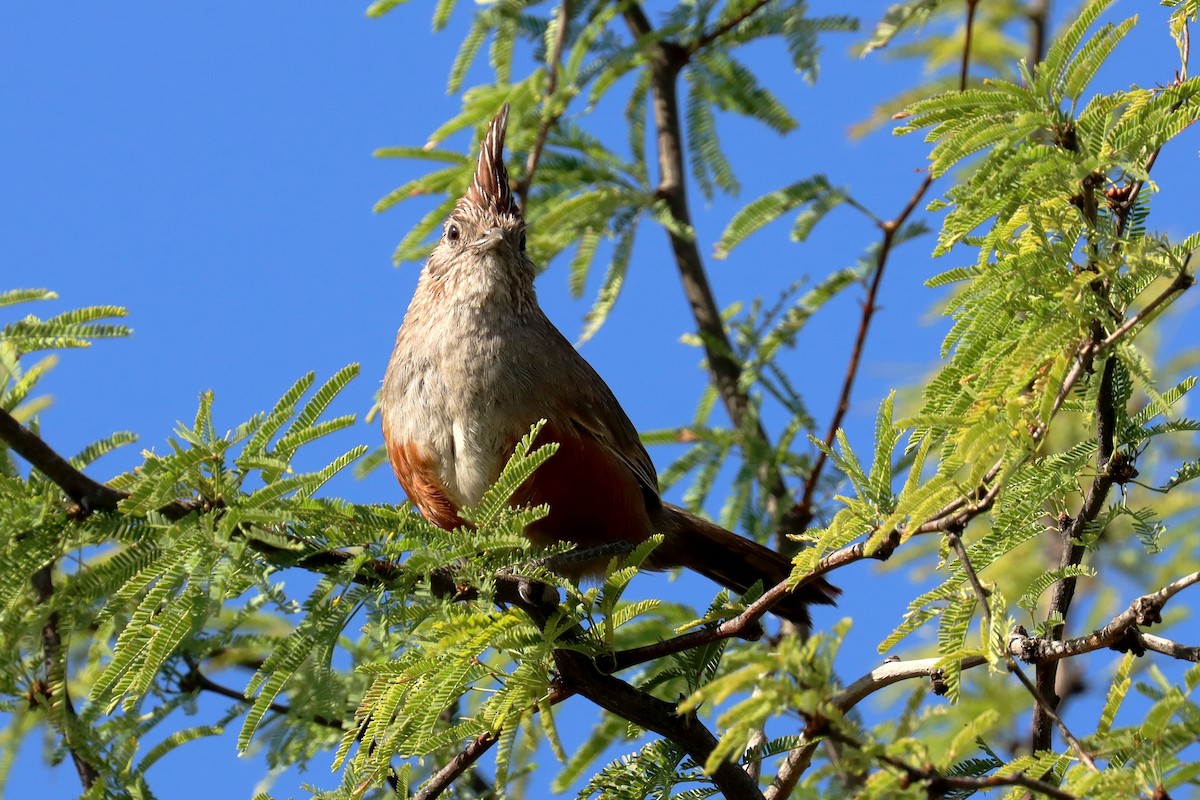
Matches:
[3,1,1198,797]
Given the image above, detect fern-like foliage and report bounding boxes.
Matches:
[852,0,1031,137]
[6,1,1200,797]
[371,0,854,339]
[774,9,1200,755]
[0,289,130,425]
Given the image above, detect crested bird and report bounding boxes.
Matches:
[381,104,837,627]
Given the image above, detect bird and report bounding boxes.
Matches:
[381,104,837,628]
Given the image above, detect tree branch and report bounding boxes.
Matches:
[824,728,1081,800]
[838,655,990,707]
[604,472,999,676]
[947,528,992,648]
[1008,660,1098,771]
[602,531,899,674]
[0,404,432,592]
[960,0,979,90]
[412,680,574,800]
[965,456,1092,774]
[1027,0,1051,67]
[790,0,990,535]
[31,561,99,790]
[1032,353,1117,752]
[690,0,773,53]
[511,580,766,800]
[1021,76,1194,752]
[414,732,498,800]
[767,654,988,798]
[912,481,1002,535]
[517,0,571,216]
[1139,633,1200,662]
[790,173,933,534]
[0,408,125,512]
[598,451,1002,676]
[621,3,793,524]
[1098,268,1196,351]
[184,666,346,731]
[0,407,204,520]
[1010,571,1200,664]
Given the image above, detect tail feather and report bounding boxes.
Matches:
[654,503,838,630]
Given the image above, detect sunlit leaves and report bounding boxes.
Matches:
[0,289,129,356]
[859,0,943,56]
[714,175,843,258]
[4,0,1200,796]
[373,0,852,339]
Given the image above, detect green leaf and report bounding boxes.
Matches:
[714,176,834,259]
[69,431,138,470]
[859,0,942,56]
[1098,653,1134,736]
[1017,566,1097,613]
[578,217,637,343]
[685,68,739,200]
[365,0,409,18]
[464,420,557,527]
[0,288,57,308]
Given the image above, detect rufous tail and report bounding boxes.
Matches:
[655,503,839,630]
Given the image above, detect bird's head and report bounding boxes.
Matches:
[424,104,534,293]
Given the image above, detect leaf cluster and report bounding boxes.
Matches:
[5,1,1200,798]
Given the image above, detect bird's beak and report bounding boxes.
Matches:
[472,227,507,253]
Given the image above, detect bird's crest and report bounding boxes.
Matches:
[460,104,520,219]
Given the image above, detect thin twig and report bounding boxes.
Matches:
[825,728,1080,800]
[875,756,1079,800]
[517,0,571,216]
[1098,269,1196,351]
[691,0,773,53]
[911,482,1002,535]
[605,476,997,676]
[1036,267,1190,433]
[186,667,346,730]
[31,561,99,789]
[790,173,934,533]
[599,577,805,673]
[1139,633,1200,662]
[1009,660,1098,771]
[947,529,992,648]
[601,533,895,674]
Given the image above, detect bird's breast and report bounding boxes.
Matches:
[382,306,543,514]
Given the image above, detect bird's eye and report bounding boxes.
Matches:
[446,224,460,242]
[519,232,527,252]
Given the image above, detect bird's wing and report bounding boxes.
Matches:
[566,396,662,514]
[533,313,661,512]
